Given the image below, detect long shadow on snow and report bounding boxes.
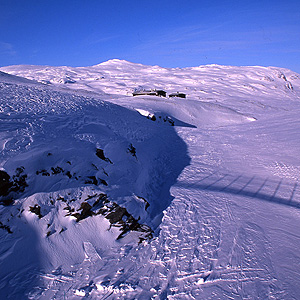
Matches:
[64,103,191,232]
[177,175,300,209]
[82,103,193,232]
[137,122,191,231]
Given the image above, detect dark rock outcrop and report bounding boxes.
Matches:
[29,204,43,219]
[96,148,112,164]
[0,170,12,197]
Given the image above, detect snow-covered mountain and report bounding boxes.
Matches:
[1,60,300,299]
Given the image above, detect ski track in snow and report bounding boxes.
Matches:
[1,60,300,299]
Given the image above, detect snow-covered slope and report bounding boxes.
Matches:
[2,59,299,102]
[1,60,300,299]
[0,70,39,85]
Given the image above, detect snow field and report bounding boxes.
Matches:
[0,60,300,298]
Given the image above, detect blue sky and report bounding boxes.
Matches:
[0,0,300,72]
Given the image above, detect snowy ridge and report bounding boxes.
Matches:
[1,60,299,104]
[1,60,300,299]
[0,70,39,85]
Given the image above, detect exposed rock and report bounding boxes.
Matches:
[51,166,64,175]
[0,221,12,234]
[102,168,109,177]
[37,167,74,179]
[96,148,112,164]
[72,202,93,222]
[85,176,98,185]
[65,193,153,242]
[148,115,156,121]
[36,169,50,176]
[59,77,76,84]
[0,168,28,204]
[11,167,28,193]
[99,179,108,186]
[285,82,294,90]
[0,170,12,197]
[64,205,75,213]
[136,195,150,211]
[85,176,108,186]
[57,196,66,201]
[163,116,174,126]
[277,72,287,81]
[106,205,128,224]
[169,92,186,98]
[46,229,56,237]
[65,171,72,178]
[157,116,175,126]
[29,204,43,219]
[127,144,137,158]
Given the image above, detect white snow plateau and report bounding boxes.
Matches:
[1,59,300,299]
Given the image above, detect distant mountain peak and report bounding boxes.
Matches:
[94,59,137,67]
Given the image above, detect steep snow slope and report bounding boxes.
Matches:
[1,61,300,299]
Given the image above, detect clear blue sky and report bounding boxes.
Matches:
[1,0,300,72]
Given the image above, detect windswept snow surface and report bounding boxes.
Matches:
[1,61,300,299]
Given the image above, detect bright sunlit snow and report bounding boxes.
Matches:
[1,60,300,299]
